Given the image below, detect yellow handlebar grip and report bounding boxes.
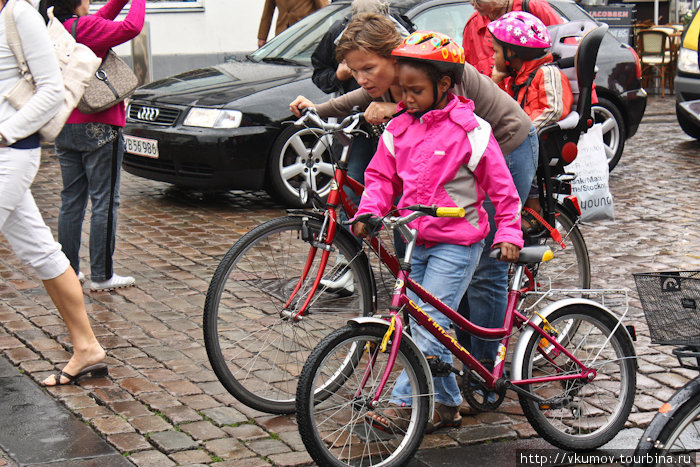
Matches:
[436,207,465,218]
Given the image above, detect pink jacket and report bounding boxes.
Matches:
[355,95,523,249]
[63,0,145,127]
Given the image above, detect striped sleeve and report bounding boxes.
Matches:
[531,65,566,129]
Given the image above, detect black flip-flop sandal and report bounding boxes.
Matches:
[46,363,108,386]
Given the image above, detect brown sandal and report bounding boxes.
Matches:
[521,208,546,236]
[425,402,462,433]
[365,406,412,434]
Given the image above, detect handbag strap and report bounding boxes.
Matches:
[71,16,110,69]
[3,0,30,78]
[71,15,79,39]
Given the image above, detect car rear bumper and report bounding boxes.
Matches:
[122,123,275,190]
[618,87,647,138]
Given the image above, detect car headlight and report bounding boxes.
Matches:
[677,47,700,75]
[183,108,242,128]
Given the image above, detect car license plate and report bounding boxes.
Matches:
[124,135,159,159]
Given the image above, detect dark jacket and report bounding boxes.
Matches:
[310,17,359,94]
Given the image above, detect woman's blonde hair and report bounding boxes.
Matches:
[336,13,403,62]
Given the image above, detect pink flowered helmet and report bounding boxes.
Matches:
[487,11,551,60]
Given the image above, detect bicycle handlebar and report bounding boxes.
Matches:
[294,107,364,133]
[348,205,465,229]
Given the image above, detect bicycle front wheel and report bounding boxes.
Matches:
[203,215,374,414]
[297,324,431,467]
[518,304,636,450]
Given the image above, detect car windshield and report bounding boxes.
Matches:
[550,1,598,24]
[249,4,349,66]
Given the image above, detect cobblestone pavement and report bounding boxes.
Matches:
[0,96,698,466]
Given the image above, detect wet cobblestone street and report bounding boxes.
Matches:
[0,96,699,466]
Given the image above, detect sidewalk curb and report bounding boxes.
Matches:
[0,356,131,467]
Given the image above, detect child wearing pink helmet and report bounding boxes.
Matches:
[488,11,573,233]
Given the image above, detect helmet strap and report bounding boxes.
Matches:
[504,48,519,74]
[411,77,451,119]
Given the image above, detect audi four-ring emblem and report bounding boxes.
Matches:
[136,106,160,122]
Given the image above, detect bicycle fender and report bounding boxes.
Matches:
[632,378,700,460]
[286,209,323,220]
[510,298,637,380]
[348,317,435,418]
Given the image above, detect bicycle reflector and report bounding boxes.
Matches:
[542,249,554,262]
[561,141,578,164]
[436,207,465,217]
[563,195,581,216]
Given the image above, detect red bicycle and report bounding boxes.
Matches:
[203,108,590,414]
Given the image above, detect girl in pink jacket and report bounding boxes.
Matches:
[354,32,523,433]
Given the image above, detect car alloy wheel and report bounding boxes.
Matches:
[592,97,626,171]
[268,124,335,207]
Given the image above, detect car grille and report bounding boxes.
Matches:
[123,154,214,179]
[127,103,180,126]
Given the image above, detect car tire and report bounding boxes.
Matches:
[267,124,335,207]
[592,97,626,172]
[676,103,700,140]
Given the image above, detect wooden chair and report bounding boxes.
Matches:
[637,29,675,96]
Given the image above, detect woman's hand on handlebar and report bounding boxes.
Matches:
[290,96,315,118]
[364,102,399,125]
[494,242,520,263]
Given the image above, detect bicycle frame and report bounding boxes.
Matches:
[281,110,583,323]
[282,128,401,319]
[366,222,594,406]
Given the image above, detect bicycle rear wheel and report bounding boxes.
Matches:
[518,304,636,450]
[203,215,374,414]
[297,323,431,467]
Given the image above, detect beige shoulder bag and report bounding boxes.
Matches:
[3,0,101,141]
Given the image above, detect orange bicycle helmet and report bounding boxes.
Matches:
[392,31,465,84]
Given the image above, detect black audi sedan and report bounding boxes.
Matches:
[123,0,647,207]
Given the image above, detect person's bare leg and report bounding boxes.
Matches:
[41,268,105,385]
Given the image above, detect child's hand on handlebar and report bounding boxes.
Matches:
[494,242,520,263]
[290,96,315,117]
[352,221,369,238]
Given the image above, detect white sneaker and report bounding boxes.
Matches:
[90,274,135,291]
[77,272,86,284]
[320,262,354,297]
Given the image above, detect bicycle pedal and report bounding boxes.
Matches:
[539,396,572,410]
[426,356,462,377]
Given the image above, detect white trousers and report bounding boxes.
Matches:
[0,146,69,280]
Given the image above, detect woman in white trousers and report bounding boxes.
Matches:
[0,0,105,385]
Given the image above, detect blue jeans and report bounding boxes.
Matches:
[344,134,374,207]
[392,241,484,408]
[56,123,123,282]
[456,125,538,365]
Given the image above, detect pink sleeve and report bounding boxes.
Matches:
[70,0,145,55]
[353,134,401,221]
[95,0,129,20]
[472,136,524,249]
